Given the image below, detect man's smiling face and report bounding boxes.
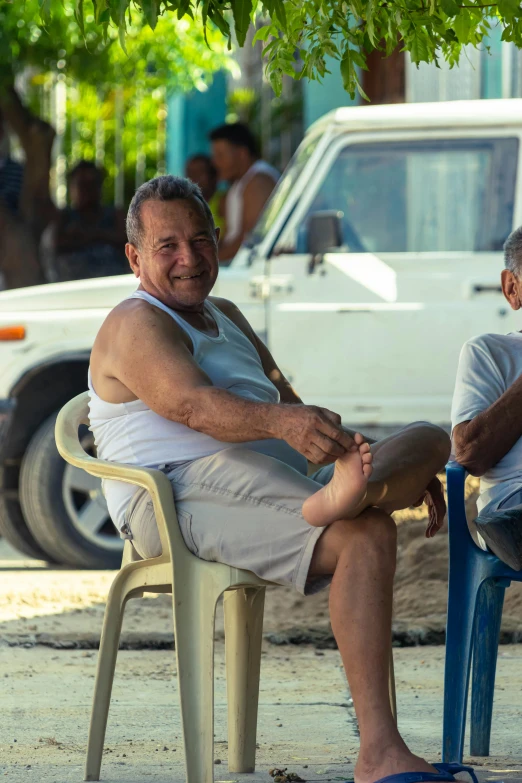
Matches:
[126,197,219,312]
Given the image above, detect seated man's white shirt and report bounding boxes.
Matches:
[451,332,522,513]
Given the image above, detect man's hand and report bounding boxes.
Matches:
[276,404,358,465]
[414,476,447,538]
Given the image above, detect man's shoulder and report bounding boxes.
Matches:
[209,295,239,315]
[244,168,278,194]
[463,332,521,356]
[103,297,178,337]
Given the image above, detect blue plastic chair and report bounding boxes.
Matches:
[443,461,522,762]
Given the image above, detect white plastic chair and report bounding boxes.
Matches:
[55,391,397,783]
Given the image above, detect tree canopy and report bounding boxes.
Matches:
[0,0,231,91]
[0,1,232,202]
[4,0,519,98]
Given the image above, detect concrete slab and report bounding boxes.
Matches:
[1,643,522,783]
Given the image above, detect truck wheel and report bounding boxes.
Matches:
[20,412,123,569]
[0,465,53,561]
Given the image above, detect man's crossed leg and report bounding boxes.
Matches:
[128,422,452,783]
[308,422,450,783]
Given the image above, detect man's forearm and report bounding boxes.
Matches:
[178,386,286,443]
[454,374,522,474]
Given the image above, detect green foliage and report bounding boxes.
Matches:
[0,0,231,91]
[39,0,522,98]
[2,0,520,103]
[0,0,232,203]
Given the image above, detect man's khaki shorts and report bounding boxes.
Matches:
[124,447,334,595]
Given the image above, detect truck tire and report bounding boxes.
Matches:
[0,465,53,561]
[20,412,123,569]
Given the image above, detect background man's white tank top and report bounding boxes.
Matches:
[224,160,279,244]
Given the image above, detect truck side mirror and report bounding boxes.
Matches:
[305,211,344,273]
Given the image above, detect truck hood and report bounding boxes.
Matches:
[0,275,138,312]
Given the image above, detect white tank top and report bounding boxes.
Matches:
[88,289,306,532]
[224,160,279,243]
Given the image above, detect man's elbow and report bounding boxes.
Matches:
[174,388,211,432]
[176,398,200,431]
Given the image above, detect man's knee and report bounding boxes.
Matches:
[406,421,451,463]
[314,509,397,575]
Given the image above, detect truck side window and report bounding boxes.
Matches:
[291,137,518,254]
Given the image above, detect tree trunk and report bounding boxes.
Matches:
[362,47,405,105]
[0,86,58,289]
[0,204,44,289]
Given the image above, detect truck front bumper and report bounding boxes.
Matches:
[0,399,16,462]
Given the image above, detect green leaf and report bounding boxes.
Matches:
[231,0,253,46]
[142,0,159,29]
[176,0,191,20]
[269,67,282,95]
[440,0,459,17]
[340,47,360,96]
[253,24,272,42]
[453,12,473,44]
[74,0,85,38]
[39,0,52,23]
[351,49,369,71]
[207,5,231,43]
[409,29,431,63]
[118,23,128,53]
[365,0,378,46]
[94,0,109,24]
[264,0,287,31]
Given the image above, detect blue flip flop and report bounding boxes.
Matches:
[344,762,479,783]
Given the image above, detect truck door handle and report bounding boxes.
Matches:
[249,279,270,299]
[249,277,294,299]
[472,284,502,294]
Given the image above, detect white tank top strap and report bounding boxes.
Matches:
[128,289,226,346]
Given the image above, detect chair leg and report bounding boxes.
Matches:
[84,573,129,781]
[470,578,506,757]
[443,565,482,763]
[388,645,397,724]
[224,587,265,773]
[174,581,220,783]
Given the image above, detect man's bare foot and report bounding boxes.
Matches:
[355,746,438,783]
[302,435,373,526]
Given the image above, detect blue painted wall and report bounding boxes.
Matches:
[481,24,503,99]
[166,72,227,176]
[303,55,360,129]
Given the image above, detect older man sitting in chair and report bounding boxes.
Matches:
[452,226,522,571]
[87,174,471,783]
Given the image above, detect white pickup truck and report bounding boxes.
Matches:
[1,98,520,568]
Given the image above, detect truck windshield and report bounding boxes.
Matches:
[246,133,321,248]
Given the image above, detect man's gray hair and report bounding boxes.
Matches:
[126,175,215,248]
[504,226,522,276]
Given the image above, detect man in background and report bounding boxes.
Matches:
[45,160,128,281]
[452,226,522,570]
[185,154,225,232]
[210,123,278,263]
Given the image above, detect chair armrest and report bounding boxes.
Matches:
[445,461,470,536]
